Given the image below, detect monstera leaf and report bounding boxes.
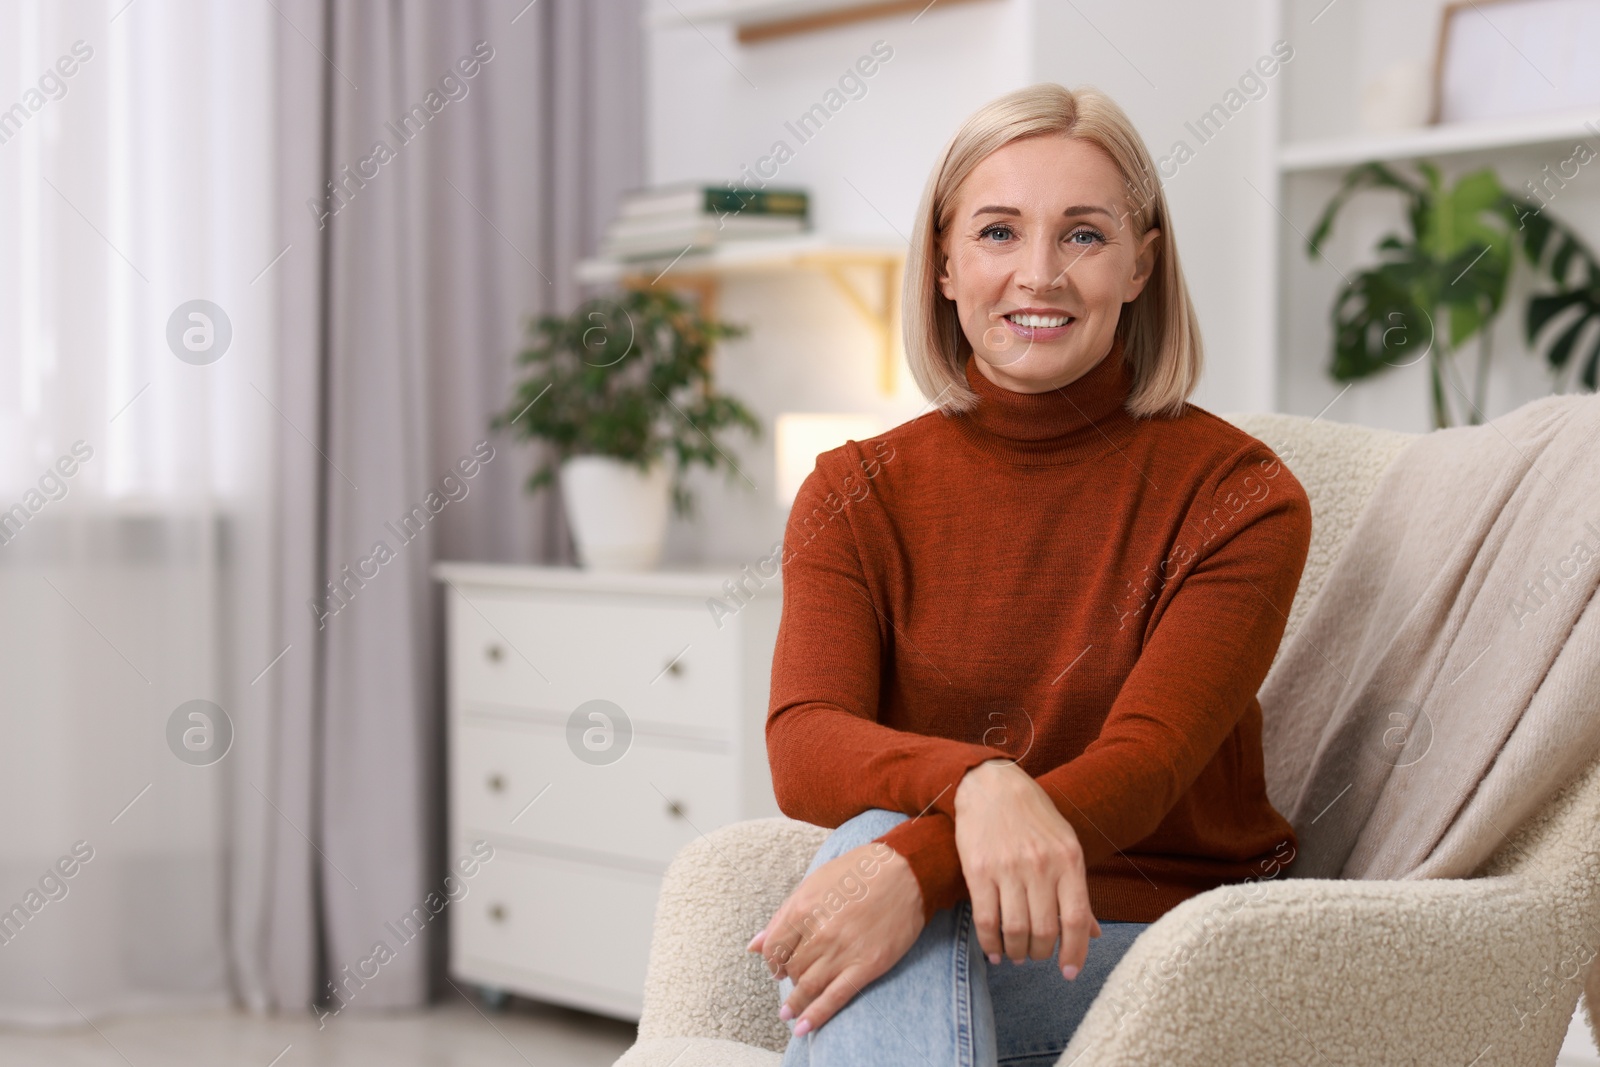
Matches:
[1325,255,1430,380]
[1517,204,1600,391]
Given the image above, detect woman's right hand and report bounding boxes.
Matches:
[953,759,1101,978]
[749,841,926,1036]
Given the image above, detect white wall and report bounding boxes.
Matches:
[646,0,1036,242]
[1030,0,1282,416]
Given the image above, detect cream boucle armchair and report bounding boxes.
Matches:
[614,413,1600,1067]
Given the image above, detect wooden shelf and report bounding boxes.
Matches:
[645,0,893,29]
[645,0,990,42]
[1278,107,1600,173]
[577,235,906,394]
[575,234,903,283]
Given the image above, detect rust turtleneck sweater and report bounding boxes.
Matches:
[766,338,1312,922]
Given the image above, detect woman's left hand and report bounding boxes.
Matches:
[954,759,1102,976]
[748,840,924,1036]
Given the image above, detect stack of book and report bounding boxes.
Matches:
[601,184,810,260]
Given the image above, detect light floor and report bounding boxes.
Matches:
[0,998,1594,1065]
[0,997,636,1067]
[1564,1008,1600,1067]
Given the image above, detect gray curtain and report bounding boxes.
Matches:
[244,0,642,1012]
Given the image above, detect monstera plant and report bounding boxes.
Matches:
[1307,161,1599,429]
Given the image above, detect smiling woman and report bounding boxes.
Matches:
[754,83,1313,1066]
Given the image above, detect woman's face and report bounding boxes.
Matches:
[937,135,1160,394]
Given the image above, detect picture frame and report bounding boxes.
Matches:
[1433,0,1600,124]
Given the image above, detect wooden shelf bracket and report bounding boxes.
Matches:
[816,257,900,394]
[584,238,906,395]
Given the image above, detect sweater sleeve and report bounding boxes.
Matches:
[1037,446,1311,867]
[877,444,1312,916]
[765,449,1002,838]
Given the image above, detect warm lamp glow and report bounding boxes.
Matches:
[775,413,884,507]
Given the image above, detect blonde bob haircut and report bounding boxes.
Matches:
[903,83,1202,419]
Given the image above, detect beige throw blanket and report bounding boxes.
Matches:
[1259,391,1600,883]
[1259,390,1600,1036]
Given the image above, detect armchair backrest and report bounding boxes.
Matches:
[1218,411,1417,671]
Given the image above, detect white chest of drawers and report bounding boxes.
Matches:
[432,562,782,1020]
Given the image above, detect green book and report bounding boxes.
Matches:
[619,184,810,221]
[703,187,809,219]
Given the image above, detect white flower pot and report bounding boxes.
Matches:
[559,455,673,571]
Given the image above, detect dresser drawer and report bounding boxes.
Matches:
[447,589,740,734]
[456,847,658,1009]
[455,719,738,867]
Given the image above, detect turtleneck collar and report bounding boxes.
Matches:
[949,335,1139,466]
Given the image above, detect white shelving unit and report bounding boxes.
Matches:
[1279,107,1600,173]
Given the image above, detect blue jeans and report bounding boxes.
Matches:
[778,809,1149,1067]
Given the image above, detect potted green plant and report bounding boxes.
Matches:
[493,287,760,570]
[1307,160,1598,429]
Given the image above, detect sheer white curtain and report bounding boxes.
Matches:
[0,0,278,1023]
[0,0,642,1024]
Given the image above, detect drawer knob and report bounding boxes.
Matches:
[485,644,504,662]
[486,773,506,793]
[488,903,507,923]
[664,659,684,677]
[665,799,687,820]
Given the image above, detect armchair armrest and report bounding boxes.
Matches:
[1062,872,1590,1066]
[635,817,828,1053]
